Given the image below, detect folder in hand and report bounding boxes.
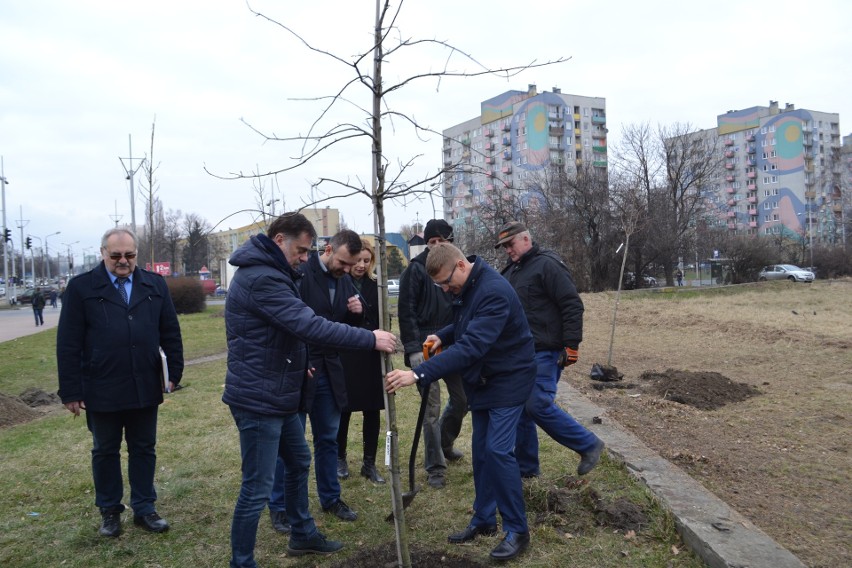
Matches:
[159,347,171,393]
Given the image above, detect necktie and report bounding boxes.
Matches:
[116,277,129,304]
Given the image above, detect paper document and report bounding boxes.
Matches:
[159,347,171,393]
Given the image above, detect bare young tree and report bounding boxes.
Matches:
[218,2,568,564]
[138,120,161,268]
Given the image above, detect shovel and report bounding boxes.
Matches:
[386,380,430,521]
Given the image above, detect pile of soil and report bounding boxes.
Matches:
[638,369,761,410]
[0,388,63,428]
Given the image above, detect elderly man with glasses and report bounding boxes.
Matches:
[57,227,184,538]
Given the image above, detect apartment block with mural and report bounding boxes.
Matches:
[441,85,606,233]
[703,101,844,244]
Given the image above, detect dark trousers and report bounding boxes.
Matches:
[33,308,44,325]
[86,406,159,515]
[337,410,381,460]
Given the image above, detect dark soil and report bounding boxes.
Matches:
[638,369,761,410]
[329,542,489,568]
[0,388,63,428]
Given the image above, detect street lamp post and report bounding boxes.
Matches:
[61,241,79,278]
[29,235,42,282]
[44,231,60,281]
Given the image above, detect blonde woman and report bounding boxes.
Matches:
[337,240,386,483]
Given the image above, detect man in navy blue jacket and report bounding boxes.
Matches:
[58,228,183,538]
[223,213,397,566]
[386,242,535,562]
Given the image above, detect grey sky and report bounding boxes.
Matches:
[1,0,849,266]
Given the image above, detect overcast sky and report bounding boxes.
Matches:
[2,0,850,266]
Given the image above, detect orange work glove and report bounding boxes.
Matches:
[557,347,579,368]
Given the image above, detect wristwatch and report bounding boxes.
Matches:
[412,371,420,383]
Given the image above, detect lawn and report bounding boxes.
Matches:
[0,304,702,567]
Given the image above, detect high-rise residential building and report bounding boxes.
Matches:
[441,85,606,231]
[701,101,844,245]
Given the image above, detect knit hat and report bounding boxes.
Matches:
[423,219,454,242]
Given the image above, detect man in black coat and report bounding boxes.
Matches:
[57,228,184,538]
[268,229,366,523]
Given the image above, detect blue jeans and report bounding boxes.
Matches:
[86,407,159,515]
[270,372,342,511]
[516,350,600,477]
[33,308,44,325]
[229,407,316,568]
[469,405,527,533]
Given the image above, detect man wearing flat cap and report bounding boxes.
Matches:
[398,218,468,488]
[496,221,605,478]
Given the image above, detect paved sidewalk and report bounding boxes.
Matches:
[0,305,61,343]
[558,383,805,568]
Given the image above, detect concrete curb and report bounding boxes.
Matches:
[557,383,806,568]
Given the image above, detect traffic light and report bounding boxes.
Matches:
[25,237,32,249]
[2,228,10,242]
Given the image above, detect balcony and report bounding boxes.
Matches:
[487,170,497,178]
[725,139,734,146]
[574,128,581,136]
[461,138,471,146]
[833,204,843,213]
[502,165,512,174]
[727,211,736,218]
[485,157,494,164]
[443,155,452,165]
[725,163,734,170]
[747,182,756,190]
[746,134,755,142]
[748,196,757,204]
[725,175,734,182]
[485,142,494,151]
[726,187,735,194]
[746,145,755,154]
[484,128,494,137]
[549,126,565,136]
[727,198,737,206]
[486,183,495,191]
[592,115,606,124]
[573,113,581,121]
[748,208,757,216]
[593,160,608,167]
[805,190,816,199]
[747,172,756,179]
[803,136,813,147]
[501,123,511,132]
[725,151,735,158]
[749,221,758,228]
[502,151,511,160]
[592,145,607,153]
[727,222,737,230]
[746,158,756,166]
[502,137,511,146]
[575,158,583,166]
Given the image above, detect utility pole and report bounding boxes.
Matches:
[1,157,9,301]
[16,205,28,285]
[119,135,145,235]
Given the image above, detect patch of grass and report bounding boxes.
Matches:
[0,305,703,568]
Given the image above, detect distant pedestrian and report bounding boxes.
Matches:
[31,287,46,326]
[50,288,58,308]
[676,269,684,287]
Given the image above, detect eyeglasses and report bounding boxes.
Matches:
[107,252,137,261]
[435,264,457,287]
[500,236,517,249]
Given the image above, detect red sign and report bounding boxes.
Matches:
[146,262,171,276]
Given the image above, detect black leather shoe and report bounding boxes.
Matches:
[337,457,350,479]
[577,439,606,476]
[427,472,446,489]
[360,462,386,484]
[133,512,169,533]
[270,509,291,534]
[98,507,123,537]
[490,531,530,561]
[443,447,464,461]
[447,524,498,544]
[322,499,357,522]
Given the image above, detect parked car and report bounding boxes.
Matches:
[16,286,57,305]
[387,279,400,296]
[623,272,657,289]
[758,264,814,283]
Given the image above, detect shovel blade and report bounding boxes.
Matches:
[385,487,420,522]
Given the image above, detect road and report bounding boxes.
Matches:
[0,304,61,343]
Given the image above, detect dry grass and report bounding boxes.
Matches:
[570,280,852,567]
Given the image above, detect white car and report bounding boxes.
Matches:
[387,279,400,296]
[758,264,815,283]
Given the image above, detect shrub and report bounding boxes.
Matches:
[166,277,206,314]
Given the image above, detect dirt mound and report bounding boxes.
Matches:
[639,369,761,410]
[329,541,488,568]
[0,393,42,428]
[18,387,61,407]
